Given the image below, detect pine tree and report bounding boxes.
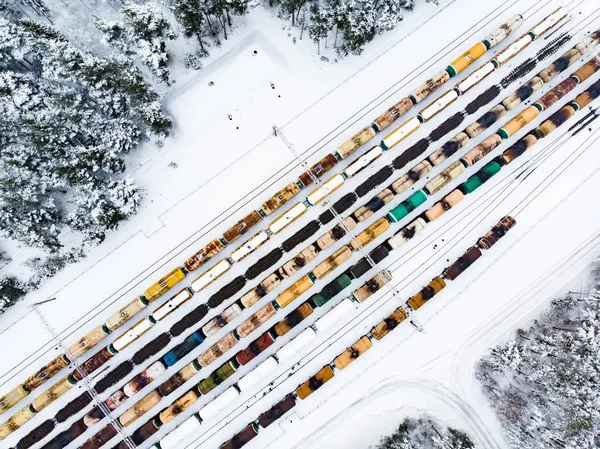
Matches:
[0,276,27,314]
[122,1,176,84]
[376,0,404,33]
[67,179,142,245]
[375,415,476,448]
[308,3,331,54]
[169,0,208,54]
[341,0,376,55]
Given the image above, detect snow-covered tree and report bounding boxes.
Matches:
[122,1,176,84]
[376,0,405,33]
[476,267,600,449]
[67,179,142,245]
[308,3,331,54]
[375,414,476,449]
[0,0,51,22]
[169,0,208,54]
[93,17,131,54]
[340,0,376,55]
[26,247,84,284]
[270,0,429,56]
[0,248,10,269]
[0,276,27,314]
[0,16,169,256]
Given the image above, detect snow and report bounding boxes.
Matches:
[2,0,600,448]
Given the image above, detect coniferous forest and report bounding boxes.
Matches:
[374,415,476,449]
[476,270,600,449]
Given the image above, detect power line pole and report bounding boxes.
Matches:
[28,301,137,449]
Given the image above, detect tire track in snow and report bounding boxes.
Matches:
[284,377,504,449]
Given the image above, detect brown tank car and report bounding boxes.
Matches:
[274,302,314,337]
[32,375,76,413]
[202,304,243,337]
[424,189,465,222]
[119,390,161,427]
[498,133,538,165]
[535,105,576,139]
[295,366,335,400]
[316,217,357,250]
[128,418,162,445]
[220,423,259,449]
[25,354,70,391]
[197,332,239,368]
[123,361,165,397]
[352,270,392,303]
[313,246,353,279]
[353,189,395,222]
[502,77,544,110]
[336,126,377,160]
[371,307,409,340]
[409,70,450,104]
[571,79,600,110]
[67,324,110,359]
[460,134,502,167]
[350,217,390,251]
[477,216,516,249]
[278,245,319,279]
[372,97,414,131]
[159,361,200,397]
[534,78,577,112]
[424,161,465,195]
[465,104,507,138]
[84,391,127,427]
[571,58,600,84]
[334,336,373,370]
[0,405,36,438]
[275,275,315,309]
[159,390,199,424]
[80,424,118,449]
[222,210,263,244]
[236,303,277,337]
[71,346,117,381]
[183,239,225,272]
[407,277,447,311]
[261,182,301,215]
[429,133,469,166]
[443,246,483,281]
[540,50,580,82]
[241,273,281,308]
[298,154,339,187]
[390,160,432,194]
[258,394,296,428]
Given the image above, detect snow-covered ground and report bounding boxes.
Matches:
[2,0,600,448]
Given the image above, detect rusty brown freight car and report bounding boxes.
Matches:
[443,247,482,281]
[183,239,225,272]
[352,271,392,303]
[478,216,516,249]
[274,303,314,337]
[258,394,296,428]
[371,307,409,340]
[222,211,263,244]
[295,366,335,400]
[334,336,373,370]
[407,277,447,311]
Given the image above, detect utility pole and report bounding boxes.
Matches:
[28,301,137,449]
